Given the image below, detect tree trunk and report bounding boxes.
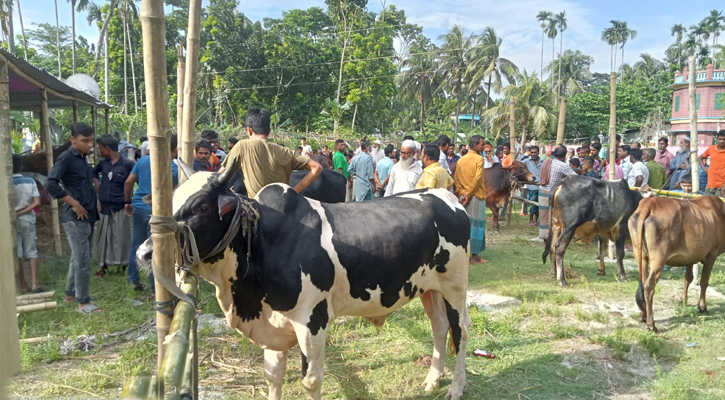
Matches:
[470,92,476,130]
[139,0,175,382]
[351,103,357,132]
[54,0,61,77]
[123,11,128,114]
[540,30,544,77]
[551,38,555,88]
[419,94,426,141]
[126,18,139,113]
[70,0,76,73]
[334,13,351,136]
[93,0,117,78]
[176,44,184,138]
[0,57,22,382]
[104,29,109,102]
[558,31,563,99]
[454,77,461,133]
[7,1,14,55]
[509,97,516,157]
[688,55,699,193]
[607,71,617,259]
[16,0,27,61]
[180,0,202,168]
[484,74,492,135]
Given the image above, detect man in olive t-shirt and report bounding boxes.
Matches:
[221,108,322,198]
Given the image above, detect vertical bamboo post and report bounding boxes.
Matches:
[556,97,567,146]
[507,97,516,225]
[105,108,110,134]
[41,88,62,255]
[0,57,22,390]
[688,56,700,193]
[91,106,98,165]
[176,44,185,133]
[140,1,175,395]
[607,71,617,259]
[72,101,78,122]
[180,0,202,169]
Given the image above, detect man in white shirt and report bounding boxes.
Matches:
[384,140,423,196]
[618,145,632,179]
[300,137,313,157]
[370,140,385,166]
[437,135,452,174]
[627,148,649,188]
[483,144,500,169]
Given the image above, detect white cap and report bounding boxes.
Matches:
[402,140,416,149]
[374,140,382,145]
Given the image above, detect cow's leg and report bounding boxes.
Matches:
[681,265,694,305]
[614,233,628,282]
[442,297,469,400]
[597,236,607,275]
[549,224,561,278]
[698,259,716,313]
[264,349,289,400]
[292,302,331,400]
[554,227,576,287]
[643,261,664,332]
[489,203,500,233]
[419,290,449,391]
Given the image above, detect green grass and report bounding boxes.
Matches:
[9,212,725,399]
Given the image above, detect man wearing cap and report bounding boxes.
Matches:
[669,137,692,190]
[370,140,385,166]
[384,139,423,196]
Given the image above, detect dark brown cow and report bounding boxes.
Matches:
[630,196,725,332]
[484,161,535,232]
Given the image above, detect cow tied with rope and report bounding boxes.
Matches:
[137,158,472,400]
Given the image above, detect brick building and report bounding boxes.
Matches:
[669,64,725,146]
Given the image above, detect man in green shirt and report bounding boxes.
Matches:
[333,139,352,201]
[643,148,667,189]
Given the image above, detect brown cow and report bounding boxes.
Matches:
[630,196,725,332]
[484,161,535,232]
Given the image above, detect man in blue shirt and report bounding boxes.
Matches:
[348,141,376,201]
[47,122,100,314]
[124,135,179,292]
[374,145,395,197]
[522,145,544,227]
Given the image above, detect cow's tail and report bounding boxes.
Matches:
[633,206,650,312]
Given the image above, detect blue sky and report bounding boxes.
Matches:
[13,0,718,76]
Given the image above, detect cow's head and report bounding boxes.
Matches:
[137,159,249,268]
[503,161,535,182]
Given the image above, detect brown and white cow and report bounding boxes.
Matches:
[484,161,535,232]
[630,196,725,332]
[139,163,471,399]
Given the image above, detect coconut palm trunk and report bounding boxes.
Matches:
[122,11,128,114]
[92,0,117,77]
[7,0,14,55]
[70,0,76,73]
[16,0,27,60]
[540,30,544,75]
[126,18,138,113]
[419,94,425,138]
[558,32,563,98]
[54,0,61,77]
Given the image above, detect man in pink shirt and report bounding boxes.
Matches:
[654,136,674,176]
[602,162,624,180]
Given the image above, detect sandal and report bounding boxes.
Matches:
[76,304,101,314]
[133,284,148,292]
[30,286,45,293]
[95,267,108,278]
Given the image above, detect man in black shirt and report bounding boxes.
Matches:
[47,122,100,314]
[93,134,135,278]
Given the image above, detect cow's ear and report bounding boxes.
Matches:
[142,194,152,206]
[218,194,237,218]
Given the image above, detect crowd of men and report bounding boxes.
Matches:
[14,102,725,313]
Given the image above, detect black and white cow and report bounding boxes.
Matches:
[139,165,471,400]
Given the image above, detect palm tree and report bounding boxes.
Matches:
[15,0,27,60]
[397,45,441,139]
[602,22,619,72]
[484,70,557,143]
[437,24,475,133]
[613,20,636,66]
[671,23,686,68]
[545,18,557,87]
[3,0,13,55]
[703,10,724,65]
[466,26,518,123]
[545,49,593,97]
[68,0,89,73]
[619,63,637,82]
[554,11,567,99]
[87,0,119,78]
[55,0,62,76]
[536,11,552,76]
[633,53,665,81]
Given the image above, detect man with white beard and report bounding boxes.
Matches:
[384,140,423,196]
[370,140,385,166]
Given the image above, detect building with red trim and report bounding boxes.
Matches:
[669,64,725,146]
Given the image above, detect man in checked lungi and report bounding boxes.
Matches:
[454,135,488,264]
[93,134,135,278]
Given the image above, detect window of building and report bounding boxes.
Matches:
[696,94,700,110]
[716,93,724,110]
[675,96,680,111]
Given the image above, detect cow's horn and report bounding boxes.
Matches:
[218,156,239,184]
[177,158,194,179]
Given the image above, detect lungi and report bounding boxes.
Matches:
[527,189,540,215]
[97,209,132,266]
[539,190,550,239]
[464,196,486,254]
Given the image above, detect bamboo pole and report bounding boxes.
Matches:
[19,335,51,345]
[507,97,516,225]
[41,88,62,255]
[16,291,55,301]
[688,55,700,194]
[92,106,98,164]
[160,276,197,392]
[0,58,22,388]
[121,375,151,398]
[16,301,57,313]
[607,71,617,259]
[556,97,567,146]
[105,108,110,134]
[180,0,202,169]
[140,1,175,392]
[176,44,185,133]
[72,101,78,122]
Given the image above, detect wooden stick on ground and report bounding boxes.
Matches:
[17,301,57,313]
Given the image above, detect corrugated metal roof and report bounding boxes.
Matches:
[0,48,112,110]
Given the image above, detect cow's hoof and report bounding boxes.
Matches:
[639,313,646,323]
[597,270,606,276]
[445,387,464,400]
[420,372,442,392]
[618,275,628,282]
[698,307,709,314]
[559,281,569,288]
[647,325,658,333]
